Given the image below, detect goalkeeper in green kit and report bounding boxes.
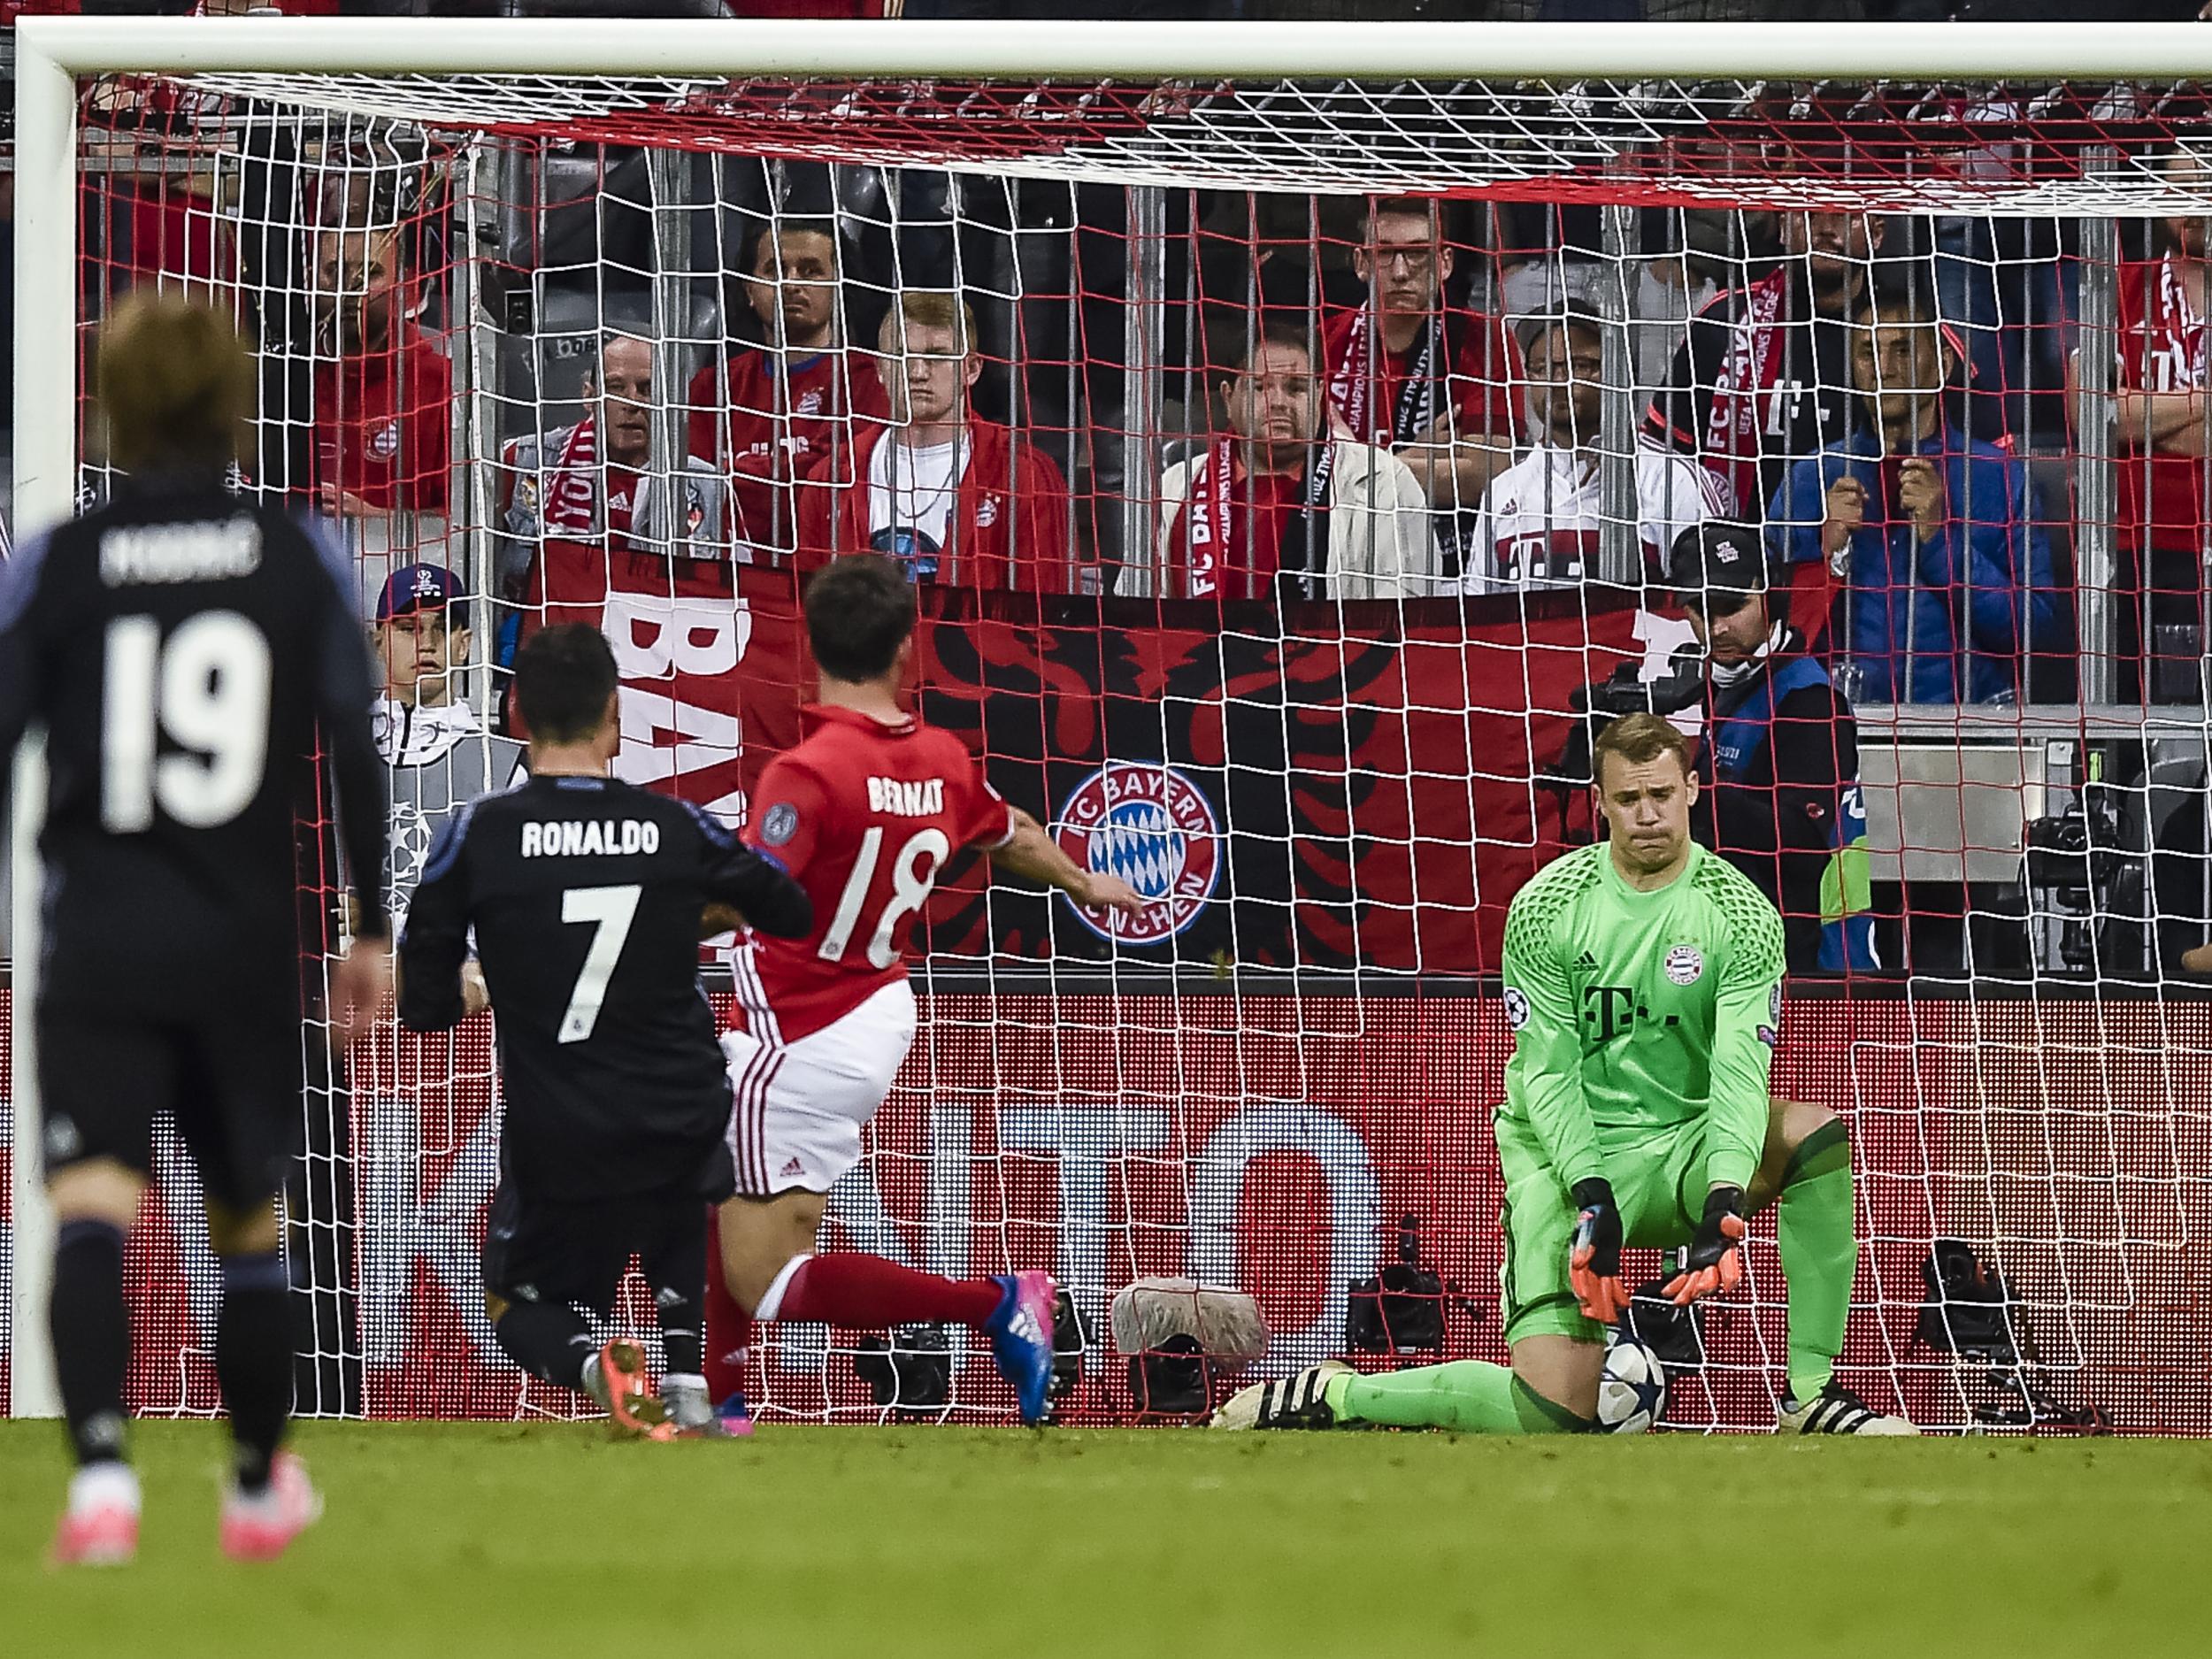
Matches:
[1215,712,1916,1437]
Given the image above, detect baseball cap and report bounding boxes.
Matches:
[374,563,460,623]
[1670,521,1769,611]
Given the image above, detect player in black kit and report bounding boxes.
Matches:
[0,294,391,1565]
[398,625,810,1437]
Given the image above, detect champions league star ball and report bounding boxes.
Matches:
[1597,1337,1669,1434]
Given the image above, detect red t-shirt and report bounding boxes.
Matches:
[2116,255,2207,552]
[731,703,1015,1043]
[687,345,888,558]
[313,321,452,515]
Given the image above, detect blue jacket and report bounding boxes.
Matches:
[1765,428,2070,705]
[1699,652,1878,973]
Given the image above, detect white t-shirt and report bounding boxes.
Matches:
[868,434,966,556]
[1463,443,1721,595]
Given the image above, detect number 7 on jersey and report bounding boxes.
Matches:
[558,884,641,1043]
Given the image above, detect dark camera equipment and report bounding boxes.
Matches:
[1125,1333,1210,1418]
[1547,648,1709,832]
[1049,1288,1087,1404]
[854,1326,953,1418]
[1618,1279,1706,1371]
[1575,649,1709,725]
[1346,1216,1478,1354]
[1915,1240,2108,1432]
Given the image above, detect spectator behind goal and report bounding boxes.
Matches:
[308,217,451,530]
[1463,306,1719,595]
[686,217,889,563]
[502,331,739,634]
[1130,324,1438,602]
[1767,288,2068,706]
[796,290,1073,591]
[1320,196,1522,574]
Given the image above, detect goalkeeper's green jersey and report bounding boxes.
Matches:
[1497,839,1786,1193]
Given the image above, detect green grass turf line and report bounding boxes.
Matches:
[3,1420,2208,1658]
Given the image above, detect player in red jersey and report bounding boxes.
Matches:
[704,554,1142,1427]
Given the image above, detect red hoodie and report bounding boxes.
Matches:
[795,418,1074,593]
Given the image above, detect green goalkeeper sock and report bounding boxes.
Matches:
[1324,1361,1589,1434]
[1777,1118,1857,1403]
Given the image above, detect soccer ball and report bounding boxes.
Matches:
[1597,1337,1669,1434]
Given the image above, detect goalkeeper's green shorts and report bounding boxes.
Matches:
[1494,1111,1715,1347]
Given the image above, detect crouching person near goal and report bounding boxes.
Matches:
[1215,713,1916,1438]
[399,626,813,1437]
[703,554,1145,1427]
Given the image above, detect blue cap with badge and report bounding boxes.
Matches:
[374,564,461,623]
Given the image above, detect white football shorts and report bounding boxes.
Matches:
[720,977,918,1197]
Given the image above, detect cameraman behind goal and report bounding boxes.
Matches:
[1213,713,1915,1438]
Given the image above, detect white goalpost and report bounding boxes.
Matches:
[10,15,2212,1432]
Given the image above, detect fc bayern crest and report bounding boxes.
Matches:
[1052,762,1220,945]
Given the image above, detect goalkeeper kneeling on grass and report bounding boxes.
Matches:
[1216,712,1915,1438]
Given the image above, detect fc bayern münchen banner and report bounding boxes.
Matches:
[905,588,1649,975]
[537,568,1650,973]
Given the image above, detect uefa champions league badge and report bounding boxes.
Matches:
[1663,943,1704,986]
[1502,987,1531,1030]
[1052,762,1220,945]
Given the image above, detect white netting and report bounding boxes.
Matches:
[2,55,2207,1434]
[166,71,2212,215]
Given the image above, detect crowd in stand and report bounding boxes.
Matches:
[44,175,2210,717]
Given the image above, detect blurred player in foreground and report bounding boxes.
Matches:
[0,293,391,1563]
[399,626,810,1437]
[705,554,1146,1427]
[1215,713,1916,1437]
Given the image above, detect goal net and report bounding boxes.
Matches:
[4,19,2208,1435]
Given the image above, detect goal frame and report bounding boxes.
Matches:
[12,14,2212,1420]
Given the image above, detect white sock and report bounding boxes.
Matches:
[753,1255,809,1323]
[69,1462,141,1517]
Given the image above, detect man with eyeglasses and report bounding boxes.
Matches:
[1320,197,1522,578]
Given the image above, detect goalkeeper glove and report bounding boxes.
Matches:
[1568,1179,1632,1325]
[1663,1186,1747,1305]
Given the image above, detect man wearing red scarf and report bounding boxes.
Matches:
[1644,211,1888,519]
[1320,197,1521,572]
[795,291,1072,592]
[1133,326,1437,602]
[685,218,888,564]
[501,334,745,817]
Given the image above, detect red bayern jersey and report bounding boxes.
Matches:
[1319,303,1521,454]
[730,703,1015,1043]
[687,344,889,559]
[2116,255,2208,551]
[313,319,452,515]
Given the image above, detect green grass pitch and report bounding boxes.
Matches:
[4,1420,2207,1657]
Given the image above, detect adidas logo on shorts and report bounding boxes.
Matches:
[780,1156,805,1179]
